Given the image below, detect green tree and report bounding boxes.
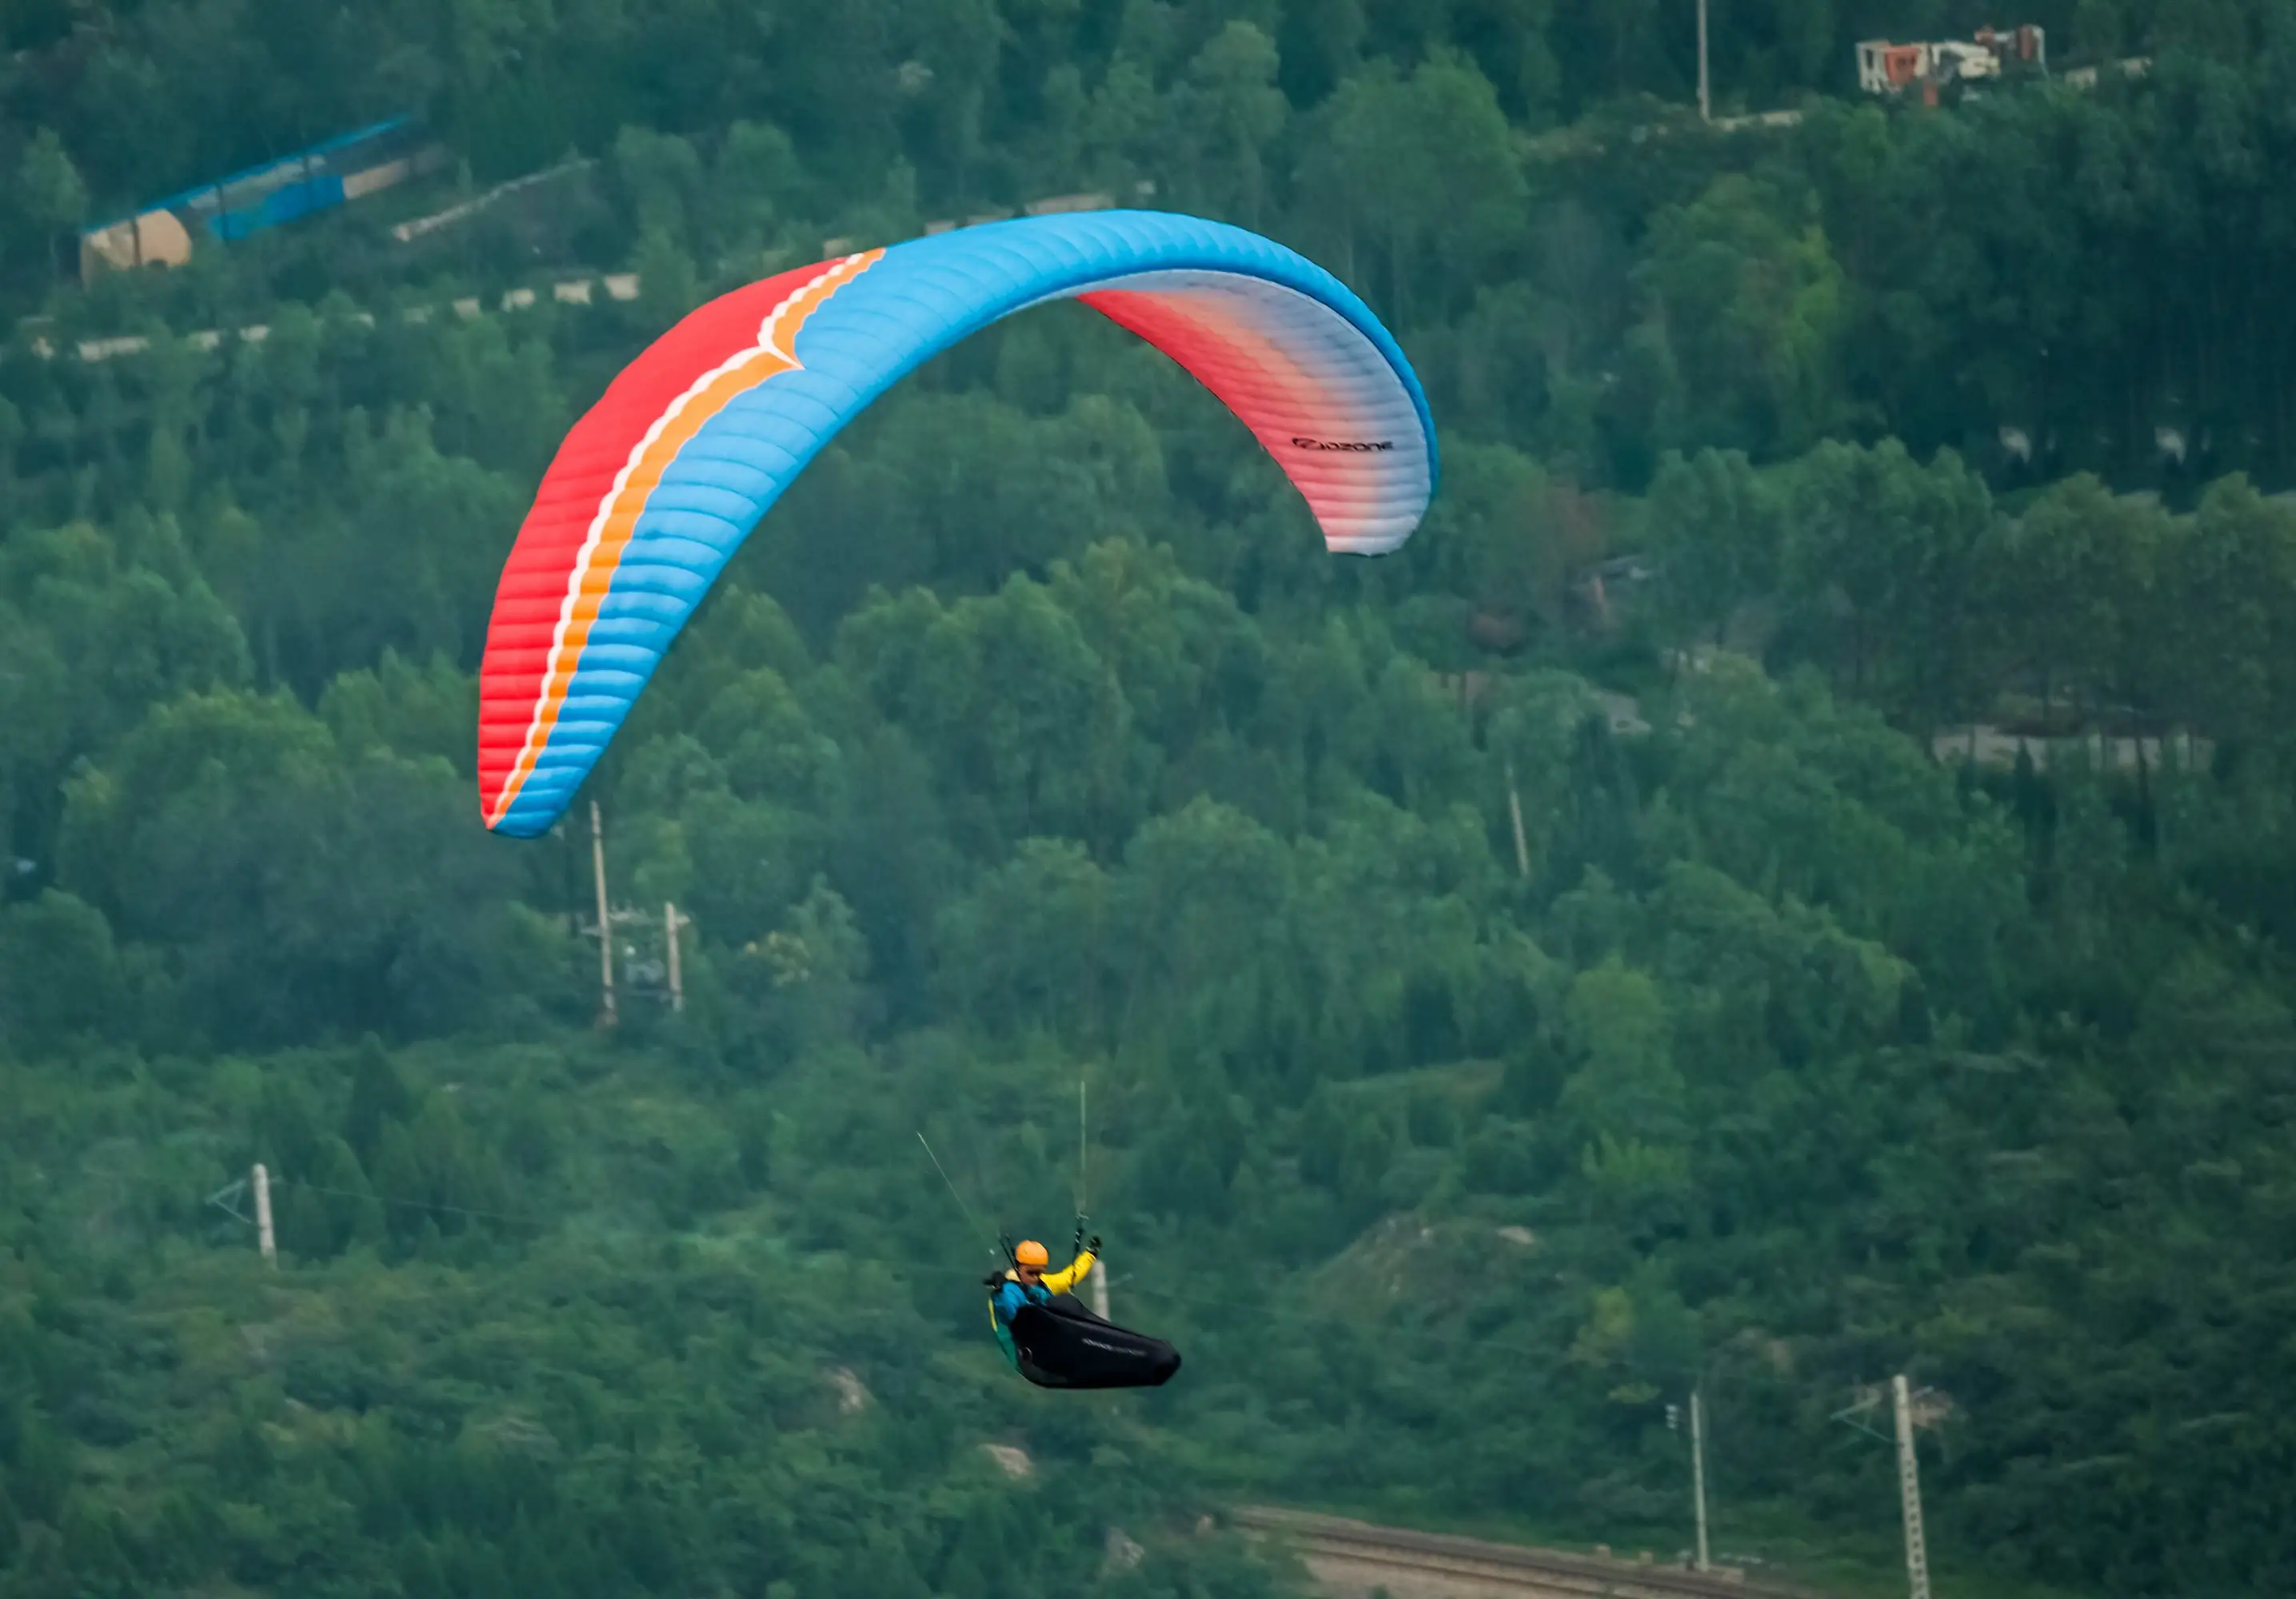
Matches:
[1644,447,1779,646]
[1992,474,2160,729]
[1635,174,1848,456]
[319,652,477,773]
[1487,669,1607,882]
[1116,797,1295,1065]
[345,1033,416,1163]
[2142,476,2296,738]
[711,120,803,258]
[1295,54,1527,324]
[746,876,872,1056]
[1781,440,1999,732]
[934,837,1110,1042]
[614,125,707,249]
[16,129,86,275]
[1168,22,1289,227]
[1558,957,1685,1148]
[0,891,125,1051]
[58,691,525,1043]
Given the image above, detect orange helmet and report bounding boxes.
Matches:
[1014,1239,1050,1268]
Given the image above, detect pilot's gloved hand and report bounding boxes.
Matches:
[1086,1234,1103,1254]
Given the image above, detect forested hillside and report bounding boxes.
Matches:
[5,4,2296,1597]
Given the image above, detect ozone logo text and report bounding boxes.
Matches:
[1292,436,1394,452]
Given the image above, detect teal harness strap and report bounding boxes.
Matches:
[988,1278,1023,1369]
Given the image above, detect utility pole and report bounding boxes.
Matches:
[1504,757,1531,878]
[252,1162,277,1267]
[664,901,689,1013]
[1893,1375,1933,1599]
[1697,0,1712,121]
[1690,1388,1711,1572]
[1834,1374,1945,1599]
[590,800,617,1026]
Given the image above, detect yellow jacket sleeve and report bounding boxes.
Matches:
[1040,1250,1096,1296]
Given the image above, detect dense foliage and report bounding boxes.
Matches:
[6,6,2296,1598]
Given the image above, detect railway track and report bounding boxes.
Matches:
[1233,1507,1830,1599]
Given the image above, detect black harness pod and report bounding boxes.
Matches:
[1008,1294,1182,1390]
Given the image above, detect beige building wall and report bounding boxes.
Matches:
[80,209,196,281]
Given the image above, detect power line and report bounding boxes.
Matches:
[228,1172,1553,1358]
[272,1177,553,1232]
[214,1168,1715,1386]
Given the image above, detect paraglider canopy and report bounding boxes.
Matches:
[477,209,1437,839]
